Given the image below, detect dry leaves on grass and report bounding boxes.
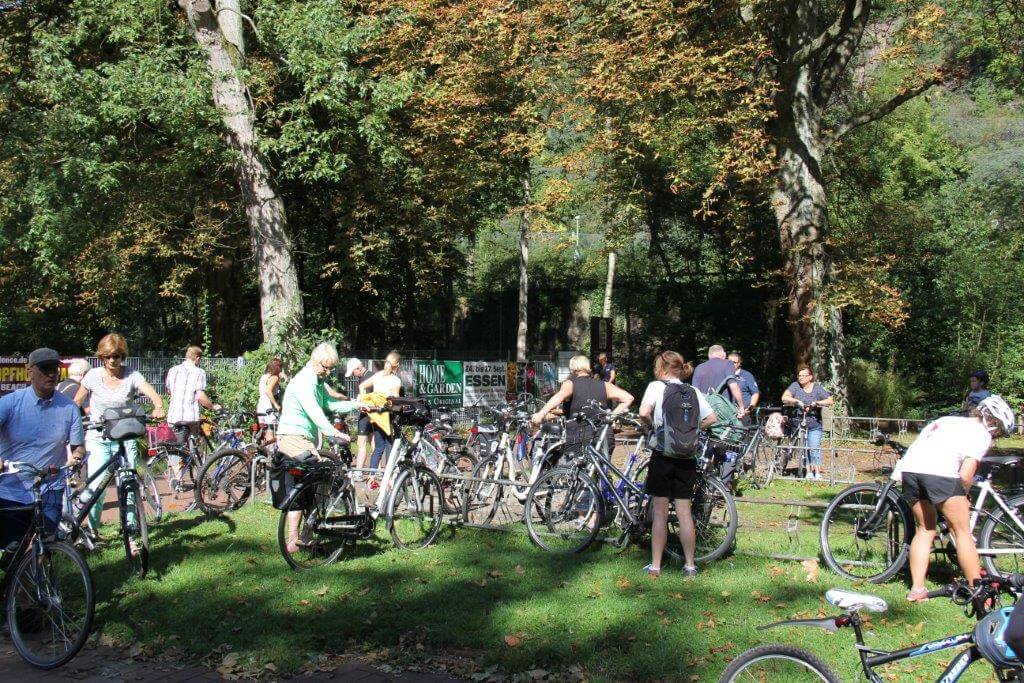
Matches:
[801,559,820,582]
[504,632,525,647]
[615,576,633,589]
[750,590,772,603]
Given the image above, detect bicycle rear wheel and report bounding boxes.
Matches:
[6,540,95,669]
[719,645,839,682]
[523,468,602,554]
[690,476,737,563]
[278,477,354,570]
[196,449,251,514]
[388,466,444,549]
[819,483,910,583]
[120,480,149,578]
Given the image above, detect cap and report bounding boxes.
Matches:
[27,348,60,367]
[971,370,989,383]
[344,358,364,377]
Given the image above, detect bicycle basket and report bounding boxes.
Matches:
[102,405,148,441]
[147,422,179,448]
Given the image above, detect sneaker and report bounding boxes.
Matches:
[351,472,364,482]
[814,473,823,481]
[683,565,698,578]
[642,564,661,578]
[804,472,814,481]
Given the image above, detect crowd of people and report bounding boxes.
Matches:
[0,335,1020,592]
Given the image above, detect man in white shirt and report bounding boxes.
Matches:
[165,346,219,482]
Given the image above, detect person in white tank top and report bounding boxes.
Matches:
[358,351,403,470]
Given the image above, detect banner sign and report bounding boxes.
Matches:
[462,361,507,407]
[414,360,464,409]
[0,357,71,396]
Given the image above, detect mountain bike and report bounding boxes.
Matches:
[63,407,151,577]
[720,574,1024,682]
[1,462,95,669]
[820,434,1024,582]
[276,398,444,570]
[523,409,737,563]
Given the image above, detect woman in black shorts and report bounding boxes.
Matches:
[638,351,717,578]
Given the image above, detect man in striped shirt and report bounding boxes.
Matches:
[166,346,219,483]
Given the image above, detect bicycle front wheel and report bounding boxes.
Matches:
[6,540,96,669]
[387,466,444,549]
[719,644,839,682]
[462,456,503,526]
[140,469,163,523]
[121,480,149,578]
[819,483,910,583]
[978,494,1024,576]
[196,449,251,514]
[523,468,602,554]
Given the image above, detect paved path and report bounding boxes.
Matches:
[0,640,463,681]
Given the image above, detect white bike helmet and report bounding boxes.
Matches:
[978,395,1016,436]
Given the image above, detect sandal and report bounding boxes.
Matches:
[906,588,929,602]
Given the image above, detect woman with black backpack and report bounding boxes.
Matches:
[639,351,717,578]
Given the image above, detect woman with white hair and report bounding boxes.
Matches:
[276,342,359,554]
[530,354,633,448]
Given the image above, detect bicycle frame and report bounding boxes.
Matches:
[576,422,647,530]
[68,440,137,529]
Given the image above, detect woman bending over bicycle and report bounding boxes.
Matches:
[73,333,164,535]
[781,366,833,480]
[638,351,717,579]
[893,395,1015,602]
[276,343,360,555]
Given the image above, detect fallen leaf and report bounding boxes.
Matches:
[221,652,239,667]
[669,592,685,600]
[504,633,524,647]
[908,621,924,634]
[358,586,371,596]
[489,569,503,578]
[801,559,820,583]
[660,617,671,625]
[615,577,633,590]
[474,578,489,587]
[314,586,329,597]
[514,564,526,575]
[299,599,311,606]
[720,590,731,597]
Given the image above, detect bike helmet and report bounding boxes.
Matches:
[978,395,1015,436]
[975,606,1021,669]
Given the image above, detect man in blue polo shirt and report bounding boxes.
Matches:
[0,348,85,547]
[729,351,760,425]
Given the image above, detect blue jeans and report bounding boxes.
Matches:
[85,437,139,529]
[806,428,824,466]
[0,490,63,548]
[370,424,392,469]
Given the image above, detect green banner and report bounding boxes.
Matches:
[414,360,464,408]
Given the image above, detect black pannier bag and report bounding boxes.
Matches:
[388,397,432,425]
[269,452,315,510]
[102,405,148,441]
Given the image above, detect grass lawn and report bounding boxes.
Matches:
[85,495,1001,681]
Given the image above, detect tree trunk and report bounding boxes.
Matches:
[772,62,848,409]
[179,0,304,345]
[516,176,531,363]
[602,250,616,319]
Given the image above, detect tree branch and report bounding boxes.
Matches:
[814,0,873,106]
[824,75,941,146]
[793,0,866,65]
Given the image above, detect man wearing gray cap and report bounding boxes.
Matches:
[0,348,85,547]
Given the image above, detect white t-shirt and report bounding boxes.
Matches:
[364,371,402,398]
[80,367,145,440]
[640,379,714,429]
[892,416,992,481]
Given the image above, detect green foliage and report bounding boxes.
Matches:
[847,358,925,418]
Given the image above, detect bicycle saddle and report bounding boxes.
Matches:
[824,588,888,613]
[541,422,564,436]
[985,456,1021,469]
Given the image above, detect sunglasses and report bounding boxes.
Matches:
[103,354,125,361]
[34,363,60,374]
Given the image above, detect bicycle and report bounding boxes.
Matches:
[64,406,152,577]
[0,461,95,669]
[275,398,445,570]
[523,409,738,564]
[820,433,1024,583]
[195,411,277,514]
[462,401,562,525]
[720,574,1024,682]
[417,409,477,514]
